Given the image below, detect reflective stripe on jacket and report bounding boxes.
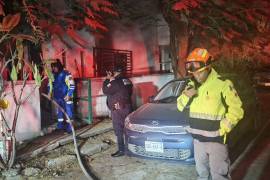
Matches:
[48,70,75,99]
[177,68,244,144]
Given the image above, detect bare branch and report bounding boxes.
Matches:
[21,85,37,103]
[0,33,9,44]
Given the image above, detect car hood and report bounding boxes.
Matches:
[128,103,189,126]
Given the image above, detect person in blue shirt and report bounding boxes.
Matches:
[48,59,75,133]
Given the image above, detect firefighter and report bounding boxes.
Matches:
[102,66,133,157]
[48,59,75,134]
[177,48,244,180]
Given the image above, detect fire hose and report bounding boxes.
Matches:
[41,93,97,180]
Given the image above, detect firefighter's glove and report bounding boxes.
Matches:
[183,85,197,98]
[219,119,233,136]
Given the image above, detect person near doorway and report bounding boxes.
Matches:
[48,59,75,134]
[102,66,133,157]
[177,48,244,180]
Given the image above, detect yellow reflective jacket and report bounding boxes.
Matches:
[177,68,244,144]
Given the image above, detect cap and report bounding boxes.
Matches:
[113,66,123,73]
[51,59,63,71]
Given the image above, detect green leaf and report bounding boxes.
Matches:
[35,73,42,87]
[17,61,22,70]
[33,64,41,87]
[10,65,18,81]
[45,66,54,82]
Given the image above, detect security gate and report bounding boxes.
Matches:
[74,78,93,124]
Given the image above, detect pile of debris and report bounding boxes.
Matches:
[0,119,115,179]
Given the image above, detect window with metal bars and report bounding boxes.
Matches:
[93,47,133,77]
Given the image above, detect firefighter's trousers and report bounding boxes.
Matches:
[55,98,73,122]
[194,139,231,180]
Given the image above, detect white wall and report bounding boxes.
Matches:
[76,73,174,118]
[0,74,174,140]
[42,28,95,78]
[2,81,41,141]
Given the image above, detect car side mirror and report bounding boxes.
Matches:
[148,95,154,103]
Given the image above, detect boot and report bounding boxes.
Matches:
[56,121,65,130]
[111,150,125,157]
[65,122,73,134]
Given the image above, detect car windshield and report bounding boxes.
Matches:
[153,80,186,103]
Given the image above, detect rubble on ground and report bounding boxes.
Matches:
[0,120,197,180]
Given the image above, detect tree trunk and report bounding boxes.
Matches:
[159,0,191,78]
[169,22,190,78]
[177,23,190,78]
[169,23,179,78]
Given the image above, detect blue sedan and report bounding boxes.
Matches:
[124,79,194,164]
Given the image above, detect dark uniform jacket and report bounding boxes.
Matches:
[102,74,133,111]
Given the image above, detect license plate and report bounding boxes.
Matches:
[145,141,164,153]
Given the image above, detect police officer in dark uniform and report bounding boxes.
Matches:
[102,66,133,157]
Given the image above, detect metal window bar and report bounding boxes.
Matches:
[93,47,133,77]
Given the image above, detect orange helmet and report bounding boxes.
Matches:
[185,48,212,73]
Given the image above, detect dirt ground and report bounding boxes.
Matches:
[7,130,196,180]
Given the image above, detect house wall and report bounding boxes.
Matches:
[42,29,96,78]
[41,16,170,78]
[98,15,170,75]
[3,81,41,141]
[4,73,174,141]
[108,22,159,74]
[77,73,174,118]
[40,14,173,125]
